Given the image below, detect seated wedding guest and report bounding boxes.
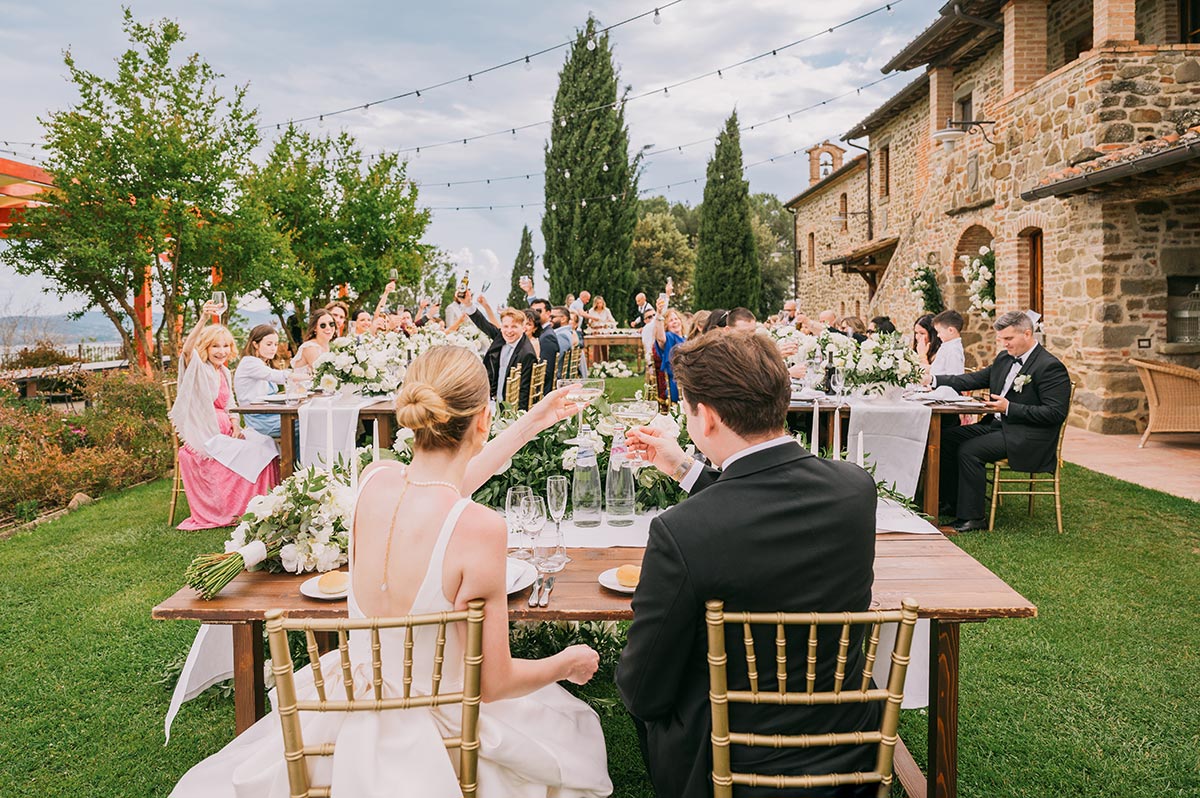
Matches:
[465,291,537,407]
[290,310,336,381]
[781,298,799,324]
[840,316,869,343]
[912,313,941,373]
[706,308,731,332]
[531,299,561,393]
[816,309,839,331]
[687,309,710,340]
[653,301,686,403]
[351,308,373,336]
[620,331,879,798]
[170,348,611,798]
[590,295,617,330]
[932,309,966,376]
[233,324,289,439]
[169,303,279,531]
[869,315,896,336]
[927,310,1071,531]
[323,300,349,337]
[551,305,578,355]
[630,291,654,328]
[523,308,542,358]
[727,307,757,332]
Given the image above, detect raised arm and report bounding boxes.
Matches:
[180,301,221,366]
[373,280,397,317]
[462,386,580,494]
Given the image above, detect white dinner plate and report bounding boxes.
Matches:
[300,572,349,601]
[257,394,292,403]
[597,567,637,594]
[506,558,538,595]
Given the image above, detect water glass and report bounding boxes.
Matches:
[522,495,548,561]
[830,368,846,398]
[530,503,567,573]
[506,486,534,560]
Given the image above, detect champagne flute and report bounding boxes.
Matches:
[506,486,534,560]
[521,495,549,566]
[560,378,605,443]
[546,475,570,563]
[610,400,658,465]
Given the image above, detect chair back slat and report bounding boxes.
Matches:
[431,621,447,697]
[266,602,485,797]
[370,628,383,701]
[305,630,327,702]
[504,364,522,406]
[338,631,354,701]
[742,622,758,693]
[706,599,920,798]
[529,361,547,408]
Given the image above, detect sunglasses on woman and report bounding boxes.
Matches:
[318,322,336,329]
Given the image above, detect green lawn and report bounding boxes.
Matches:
[0,445,1197,795]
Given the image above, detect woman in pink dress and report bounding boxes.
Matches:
[169,302,280,529]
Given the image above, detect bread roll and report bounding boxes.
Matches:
[317,571,349,594]
[616,564,641,588]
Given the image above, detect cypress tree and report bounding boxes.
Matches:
[694,111,759,311]
[542,16,639,311]
[507,225,535,307]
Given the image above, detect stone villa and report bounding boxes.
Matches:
[786,0,1200,433]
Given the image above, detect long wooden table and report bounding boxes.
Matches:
[153,533,1034,798]
[788,401,982,520]
[231,397,398,479]
[582,330,645,370]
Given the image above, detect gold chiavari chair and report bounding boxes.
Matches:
[554,347,576,388]
[987,383,1075,535]
[504,363,524,408]
[569,347,582,379]
[266,601,486,798]
[162,379,185,526]
[528,361,547,409]
[706,598,920,798]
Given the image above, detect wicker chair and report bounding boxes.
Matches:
[1130,358,1200,448]
[987,383,1075,535]
[706,598,920,798]
[266,601,485,798]
[162,379,186,526]
[528,360,547,408]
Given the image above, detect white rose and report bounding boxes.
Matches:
[279,543,303,574]
[350,364,366,378]
[319,374,339,392]
[979,246,990,256]
[561,448,578,471]
[313,542,342,572]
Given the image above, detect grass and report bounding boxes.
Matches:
[0,411,1197,795]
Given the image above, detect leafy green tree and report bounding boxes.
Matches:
[750,193,796,317]
[694,112,759,311]
[670,201,702,248]
[542,16,639,309]
[632,213,695,312]
[0,11,259,364]
[507,225,536,307]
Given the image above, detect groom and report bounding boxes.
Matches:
[618,330,880,798]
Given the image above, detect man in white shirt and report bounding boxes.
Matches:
[630,292,654,328]
[931,310,966,376]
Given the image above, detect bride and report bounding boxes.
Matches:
[172,345,613,797]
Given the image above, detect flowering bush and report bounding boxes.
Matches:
[590,360,633,379]
[903,262,945,314]
[961,245,996,317]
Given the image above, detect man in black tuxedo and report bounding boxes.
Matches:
[618,331,880,798]
[530,298,560,394]
[464,293,536,407]
[929,310,1071,532]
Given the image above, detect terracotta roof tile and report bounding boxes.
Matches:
[1034,128,1200,188]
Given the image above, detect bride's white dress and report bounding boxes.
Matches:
[171,491,613,797]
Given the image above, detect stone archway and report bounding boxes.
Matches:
[952,224,996,370]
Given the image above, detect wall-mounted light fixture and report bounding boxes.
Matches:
[933,118,997,153]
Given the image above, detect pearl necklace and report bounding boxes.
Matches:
[380,479,461,592]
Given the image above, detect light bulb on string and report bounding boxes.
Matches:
[602,162,608,172]
[511,128,517,138]
[653,8,661,24]
[663,87,669,99]
[717,70,723,79]
[524,55,532,71]
[361,104,371,116]
[586,36,597,51]
[318,115,325,128]
[467,74,474,87]
[416,90,423,103]
[551,202,557,211]
[887,4,894,14]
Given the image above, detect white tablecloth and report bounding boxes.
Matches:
[846,400,933,500]
[298,395,380,469]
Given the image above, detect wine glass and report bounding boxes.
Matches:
[210,290,227,317]
[506,486,534,560]
[830,368,845,399]
[521,495,549,565]
[610,400,658,465]
[560,378,605,443]
[528,496,566,575]
[546,475,571,563]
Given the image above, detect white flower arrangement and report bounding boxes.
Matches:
[960,245,997,318]
[844,331,924,390]
[903,261,945,314]
[312,327,489,396]
[590,360,633,379]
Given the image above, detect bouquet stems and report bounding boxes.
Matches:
[185,542,282,600]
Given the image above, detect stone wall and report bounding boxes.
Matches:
[791,160,872,318]
[787,11,1200,432]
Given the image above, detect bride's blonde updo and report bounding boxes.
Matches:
[394,346,490,450]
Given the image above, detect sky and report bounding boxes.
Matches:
[0,0,935,315]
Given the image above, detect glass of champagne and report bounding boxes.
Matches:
[610,400,658,465]
[210,290,227,317]
[546,475,570,563]
[830,368,845,399]
[560,378,605,443]
[506,486,534,560]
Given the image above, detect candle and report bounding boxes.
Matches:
[373,419,381,462]
[350,449,359,493]
[856,431,865,467]
[832,406,841,460]
[810,403,819,453]
[325,398,334,471]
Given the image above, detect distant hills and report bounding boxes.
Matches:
[0,309,281,347]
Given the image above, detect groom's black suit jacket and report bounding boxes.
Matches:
[936,343,1071,473]
[617,442,879,798]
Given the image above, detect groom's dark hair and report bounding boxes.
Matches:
[671,330,789,438]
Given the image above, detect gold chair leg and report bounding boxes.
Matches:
[1054,472,1063,534]
[1028,477,1035,516]
[988,463,999,531]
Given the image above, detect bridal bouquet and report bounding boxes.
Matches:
[185,465,355,599]
[312,333,407,396]
[845,331,924,391]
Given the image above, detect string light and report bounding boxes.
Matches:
[586,36,597,51]
[524,55,533,71]
[653,8,662,24]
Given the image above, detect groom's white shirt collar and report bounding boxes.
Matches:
[681,435,794,493]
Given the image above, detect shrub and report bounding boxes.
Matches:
[1,340,80,369]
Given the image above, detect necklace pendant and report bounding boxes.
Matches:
[380,582,387,592]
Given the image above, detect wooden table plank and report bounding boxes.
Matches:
[893,736,927,798]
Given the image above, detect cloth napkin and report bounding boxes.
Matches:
[505,559,528,591]
[203,427,279,482]
[298,395,379,469]
[923,385,963,400]
[875,620,930,708]
[846,401,932,500]
[791,387,825,401]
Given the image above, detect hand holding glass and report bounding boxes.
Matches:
[610,401,658,465]
[210,290,227,315]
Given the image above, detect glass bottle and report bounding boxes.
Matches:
[605,425,636,526]
[572,426,602,527]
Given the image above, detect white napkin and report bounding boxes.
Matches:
[505,559,526,591]
[847,402,932,500]
[203,427,279,482]
[924,385,962,400]
[876,498,942,534]
[163,624,234,743]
